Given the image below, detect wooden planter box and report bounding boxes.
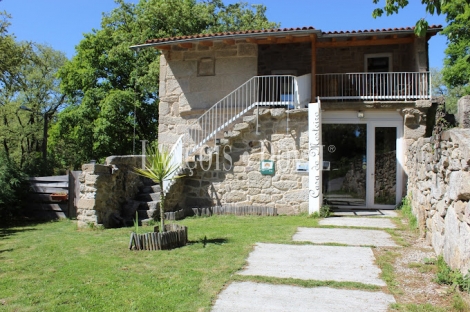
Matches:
[129,224,188,251]
[50,194,68,201]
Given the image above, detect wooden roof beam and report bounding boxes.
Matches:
[316,36,413,48]
[155,45,171,50]
[246,38,258,44]
[199,41,213,47]
[267,36,277,43]
[178,43,193,49]
[223,39,235,45]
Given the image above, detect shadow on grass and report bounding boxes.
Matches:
[0,227,37,239]
[0,248,13,254]
[190,236,228,248]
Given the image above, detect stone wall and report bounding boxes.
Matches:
[76,155,186,229]
[258,43,311,76]
[406,128,470,274]
[158,41,257,148]
[316,43,415,74]
[77,156,144,228]
[182,108,309,214]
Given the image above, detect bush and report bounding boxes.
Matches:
[399,195,417,230]
[0,155,29,224]
[435,256,470,293]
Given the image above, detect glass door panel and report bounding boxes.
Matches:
[322,124,367,207]
[374,127,397,205]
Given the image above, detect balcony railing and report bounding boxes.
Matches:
[316,72,431,101]
[188,74,311,155]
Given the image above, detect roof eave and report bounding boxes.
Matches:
[130,29,322,50]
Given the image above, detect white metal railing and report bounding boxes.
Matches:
[163,135,184,194]
[316,72,431,101]
[188,75,303,155]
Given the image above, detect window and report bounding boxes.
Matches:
[198,57,215,76]
[364,53,392,72]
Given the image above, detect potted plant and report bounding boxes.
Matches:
[50,192,68,201]
[130,142,186,250]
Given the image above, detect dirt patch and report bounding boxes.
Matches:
[374,218,470,310]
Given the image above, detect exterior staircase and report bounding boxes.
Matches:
[188,74,311,155]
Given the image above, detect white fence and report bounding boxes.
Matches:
[316,72,431,101]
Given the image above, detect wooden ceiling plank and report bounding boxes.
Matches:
[178,43,193,49]
[199,41,213,47]
[316,36,413,48]
[155,45,171,50]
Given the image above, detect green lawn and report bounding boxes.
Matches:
[0,215,320,311]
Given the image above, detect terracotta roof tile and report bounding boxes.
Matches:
[322,25,441,35]
[144,26,316,44]
[144,25,442,45]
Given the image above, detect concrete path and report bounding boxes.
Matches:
[238,243,386,286]
[212,282,395,312]
[293,227,398,247]
[333,210,398,218]
[319,216,397,228]
[211,211,398,311]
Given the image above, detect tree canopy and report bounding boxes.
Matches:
[372,0,470,37]
[0,12,67,175]
[440,0,470,95]
[373,0,470,108]
[53,0,278,169]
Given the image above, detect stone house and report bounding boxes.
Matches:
[131,25,442,214]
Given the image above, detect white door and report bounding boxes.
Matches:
[322,111,403,209]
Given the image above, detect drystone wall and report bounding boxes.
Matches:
[77,156,144,228]
[183,108,309,215]
[77,156,185,229]
[406,128,470,274]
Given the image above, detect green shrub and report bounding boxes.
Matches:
[399,195,417,230]
[435,256,470,293]
[0,155,29,224]
[320,205,331,218]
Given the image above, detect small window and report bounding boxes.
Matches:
[365,53,392,72]
[198,57,215,76]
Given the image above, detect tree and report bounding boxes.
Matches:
[440,1,470,95]
[372,0,470,37]
[0,154,29,224]
[134,142,182,231]
[53,0,278,169]
[431,67,464,114]
[373,1,470,106]
[0,12,67,175]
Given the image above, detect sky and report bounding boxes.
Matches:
[1,0,447,68]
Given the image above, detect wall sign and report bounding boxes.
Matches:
[260,160,275,175]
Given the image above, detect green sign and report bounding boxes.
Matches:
[260,160,275,175]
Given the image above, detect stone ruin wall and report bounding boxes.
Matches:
[406,97,470,274]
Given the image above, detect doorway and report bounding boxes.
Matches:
[321,112,403,209]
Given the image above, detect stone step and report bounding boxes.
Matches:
[137,209,156,219]
[135,193,161,202]
[139,185,161,194]
[139,200,160,211]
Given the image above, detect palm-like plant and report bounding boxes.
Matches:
[134,142,183,232]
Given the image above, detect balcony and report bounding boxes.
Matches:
[316,72,431,101]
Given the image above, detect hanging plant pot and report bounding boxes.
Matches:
[50,193,68,201]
